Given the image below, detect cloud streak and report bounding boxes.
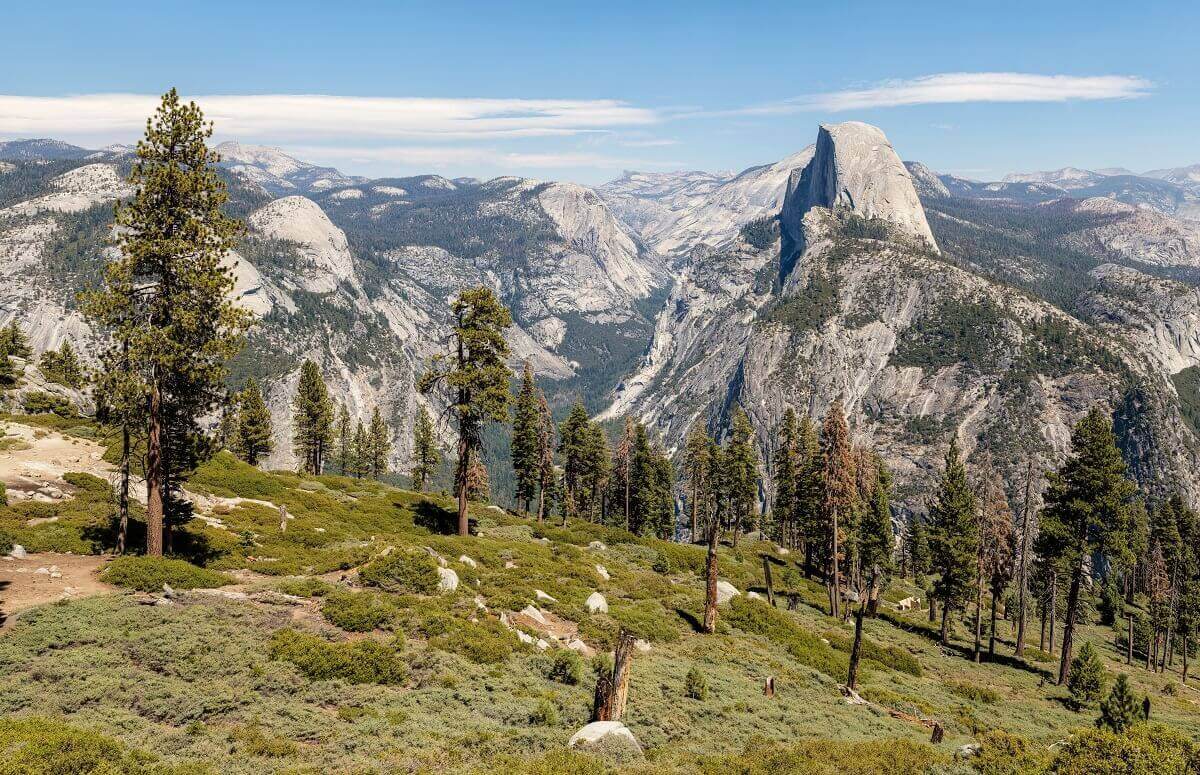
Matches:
[0,93,660,142]
[729,73,1154,115]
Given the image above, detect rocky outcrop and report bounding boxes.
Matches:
[247,196,358,294]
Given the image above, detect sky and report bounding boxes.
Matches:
[1,0,1196,184]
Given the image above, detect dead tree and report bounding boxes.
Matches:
[279,505,288,533]
[762,555,775,607]
[592,630,636,722]
[847,607,865,690]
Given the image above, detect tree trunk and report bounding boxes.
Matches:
[940,600,951,645]
[1015,460,1033,656]
[973,575,983,662]
[1184,635,1189,684]
[592,630,635,721]
[989,589,999,659]
[1040,600,1046,653]
[1048,574,1057,657]
[1057,565,1082,686]
[762,555,775,607]
[1127,615,1134,666]
[929,594,937,623]
[691,482,699,543]
[455,434,470,537]
[703,522,719,634]
[145,375,164,556]
[536,483,545,524]
[847,607,865,690]
[829,507,840,620]
[116,422,130,555]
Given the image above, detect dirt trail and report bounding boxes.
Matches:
[0,552,113,629]
[0,421,121,502]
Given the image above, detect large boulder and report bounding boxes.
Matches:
[716,580,740,605]
[437,566,459,593]
[568,721,643,763]
[586,591,608,613]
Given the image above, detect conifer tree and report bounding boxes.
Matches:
[558,401,591,522]
[419,286,511,535]
[1068,641,1107,708]
[410,407,440,492]
[0,351,17,389]
[975,464,1014,661]
[726,407,759,545]
[367,407,390,479]
[797,414,823,576]
[511,362,540,513]
[293,360,334,475]
[903,515,931,584]
[703,435,726,633]
[0,323,31,360]
[1098,674,1144,732]
[683,423,712,542]
[859,454,894,615]
[535,390,556,523]
[234,378,273,466]
[334,405,352,476]
[466,455,490,502]
[41,341,85,389]
[820,400,856,618]
[929,436,979,645]
[82,89,248,556]
[352,421,370,478]
[610,417,636,530]
[582,421,611,523]
[1036,407,1137,685]
[772,409,799,548]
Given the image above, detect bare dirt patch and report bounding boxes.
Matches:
[0,552,113,628]
[0,421,124,503]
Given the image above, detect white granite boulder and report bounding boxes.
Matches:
[716,580,740,605]
[585,591,608,613]
[437,566,459,593]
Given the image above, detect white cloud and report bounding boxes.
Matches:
[0,93,660,144]
[285,144,684,172]
[727,73,1153,115]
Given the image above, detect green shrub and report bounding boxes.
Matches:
[426,616,517,664]
[1048,724,1198,774]
[530,698,559,726]
[652,552,671,574]
[970,730,1046,775]
[725,596,851,680]
[274,577,335,597]
[268,629,408,684]
[684,667,708,700]
[358,550,439,594]
[100,555,232,591]
[610,599,682,643]
[948,680,1000,704]
[548,648,584,685]
[1068,641,1107,709]
[229,719,297,758]
[20,391,74,417]
[700,737,944,773]
[0,527,11,556]
[826,628,922,676]
[0,716,195,774]
[321,590,397,632]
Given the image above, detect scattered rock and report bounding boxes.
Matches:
[956,744,981,760]
[595,564,610,581]
[520,605,548,625]
[568,721,643,762]
[162,583,177,599]
[746,591,762,601]
[458,555,477,568]
[504,560,518,569]
[436,566,459,593]
[34,567,49,575]
[516,629,536,645]
[535,589,558,603]
[154,597,175,607]
[473,595,488,610]
[49,572,62,579]
[634,639,651,653]
[587,541,607,551]
[716,580,740,605]
[776,546,790,556]
[566,638,594,656]
[536,638,550,650]
[10,544,26,559]
[586,591,608,614]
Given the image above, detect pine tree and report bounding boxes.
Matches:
[1036,407,1137,685]
[234,378,273,466]
[610,417,636,531]
[0,323,31,360]
[0,351,17,389]
[352,421,370,478]
[534,390,556,523]
[367,407,390,479]
[581,421,611,523]
[975,464,1014,661]
[929,436,979,645]
[703,435,725,633]
[419,286,511,536]
[628,422,656,535]
[726,407,759,545]
[820,400,857,618]
[859,454,894,615]
[1098,674,1145,732]
[797,414,823,576]
[1068,641,1107,708]
[41,341,85,389]
[410,407,440,492]
[683,423,712,542]
[904,515,931,584]
[293,360,334,475]
[558,401,591,522]
[772,409,799,547]
[81,89,249,556]
[511,362,540,513]
[334,405,352,476]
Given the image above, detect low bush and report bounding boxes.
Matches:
[548,649,584,685]
[0,716,196,774]
[20,391,74,417]
[1048,724,1199,774]
[948,680,1000,704]
[424,615,518,664]
[698,737,944,773]
[100,555,232,591]
[358,550,440,594]
[970,730,1046,775]
[725,597,851,680]
[229,719,297,758]
[610,599,682,643]
[273,577,335,597]
[0,528,11,556]
[530,698,559,726]
[321,590,397,632]
[268,629,408,684]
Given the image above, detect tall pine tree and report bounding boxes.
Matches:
[683,423,712,542]
[293,360,333,475]
[367,407,390,479]
[234,378,273,466]
[772,409,799,547]
[929,436,978,645]
[558,401,591,522]
[410,406,440,492]
[820,400,856,618]
[511,362,540,513]
[726,407,759,545]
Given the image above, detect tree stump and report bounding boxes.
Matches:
[763,676,775,698]
[930,721,945,744]
[592,630,636,722]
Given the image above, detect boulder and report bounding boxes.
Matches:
[34,567,50,575]
[716,580,740,605]
[595,564,610,581]
[516,629,535,645]
[586,591,608,614]
[587,541,607,551]
[520,604,548,625]
[535,589,558,603]
[746,591,762,601]
[162,583,177,599]
[504,560,518,569]
[437,566,459,593]
[9,545,26,559]
[568,721,643,762]
[634,639,652,652]
[458,555,477,568]
[566,638,594,656]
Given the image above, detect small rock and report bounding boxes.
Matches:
[458,555,477,568]
[504,560,517,569]
[154,597,175,607]
[520,605,548,625]
[585,591,608,614]
[50,572,62,579]
[437,566,459,593]
[535,589,557,603]
[34,567,50,575]
[10,545,26,559]
[634,639,651,652]
[537,537,550,545]
[716,580,740,605]
[314,527,326,533]
[48,565,60,573]
[162,583,177,599]
[516,630,535,645]
[746,590,762,601]
[776,546,790,556]
[595,564,610,581]
[566,638,592,656]
[956,744,981,760]
[474,595,488,610]
[587,541,607,551]
[536,638,550,650]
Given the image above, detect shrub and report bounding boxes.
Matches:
[321,590,396,632]
[825,628,922,677]
[20,391,74,417]
[0,716,194,774]
[268,629,408,684]
[610,600,682,643]
[548,649,584,685]
[0,527,11,556]
[100,556,232,591]
[948,680,1000,704]
[725,597,850,680]
[229,720,297,758]
[1098,674,1146,733]
[1048,724,1198,774]
[971,730,1046,775]
[684,667,708,700]
[358,550,439,594]
[1068,641,1107,709]
[652,552,671,574]
[428,616,517,664]
[530,698,559,726]
[274,577,335,597]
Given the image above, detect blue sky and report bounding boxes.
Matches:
[2,0,1195,183]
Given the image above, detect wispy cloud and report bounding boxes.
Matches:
[286,144,685,172]
[723,73,1154,116]
[0,93,660,143]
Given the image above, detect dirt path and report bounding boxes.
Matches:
[0,421,130,502]
[0,552,113,629]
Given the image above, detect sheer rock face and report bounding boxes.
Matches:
[248,196,358,294]
[781,122,938,258]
